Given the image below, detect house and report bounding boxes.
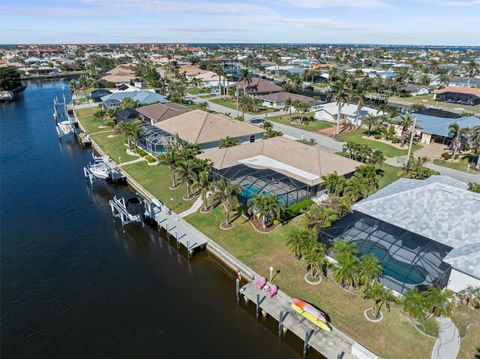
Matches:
[234,77,284,96]
[320,176,480,294]
[314,103,386,126]
[193,71,221,88]
[265,65,304,76]
[101,64,136,84]
[91,89,112,103]
[448,77,480,88]
[434,86,480,106]
[197,136,360,206]
[154,109,265,151]
[256,92,314,110]
[100,90,168,110]
[136,102,191,124]
[403,84,431,97]
[408,113,480,144]
[116,109,139,122]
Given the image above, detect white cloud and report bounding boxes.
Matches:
[423,0,480,6]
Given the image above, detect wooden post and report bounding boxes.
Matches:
[235,278,240,302]
[256,294,260,319]
[303,330,314,357]
[278,311,284,336]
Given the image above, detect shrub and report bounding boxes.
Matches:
[392,137,400,144]
[374,134,382,139]
[441,151,451,161]
[283,199,315,221]
[144,154,156,163]
[137,148,147,157]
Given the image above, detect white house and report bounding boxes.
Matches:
[314,102,385,126]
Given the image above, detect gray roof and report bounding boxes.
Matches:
[101,91,168,105]
[411,114,480,137]
[353,176,480,277]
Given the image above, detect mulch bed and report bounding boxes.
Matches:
[249,217,278,233]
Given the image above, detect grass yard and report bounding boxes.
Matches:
[75,107,105,133]
[433,158,479,174]
[211,97,275,114]
[267,113,334,132]
[451,305,480,359]
[186,207,434,359]
[122,162,195,213]
[337,129,421,158]
[377,163,403,188]
[90,132,136,163]
[186,87,212,95]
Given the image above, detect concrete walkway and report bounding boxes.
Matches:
[431,316,460,359]
[191,95,344,153]
[178,197,204,218]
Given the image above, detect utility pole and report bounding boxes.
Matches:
[405,115,417,167]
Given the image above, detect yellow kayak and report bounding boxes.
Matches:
[291,304,332,332]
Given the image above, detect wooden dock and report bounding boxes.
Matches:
[240,281,357,359]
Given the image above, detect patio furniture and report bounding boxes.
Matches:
[256,277,267,289]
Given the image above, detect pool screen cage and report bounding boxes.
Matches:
[319,212,452,294]
[211,164,316,207]
[137,124,173,156]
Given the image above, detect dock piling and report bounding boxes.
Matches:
[278,310,288,336]
[256,294,260,319]
[303,329,314,357]
[235,278,240,302]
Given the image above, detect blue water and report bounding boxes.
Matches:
[354,240,427,285]
[1,80,314,359]
[240,184,289,205]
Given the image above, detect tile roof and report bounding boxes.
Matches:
[136,102,191,123]
[435,86,480,97]
[154,110,265,144]
[353,176,480,277]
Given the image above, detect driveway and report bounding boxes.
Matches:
[191,95,345,153]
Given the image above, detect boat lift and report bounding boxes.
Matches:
[109,195,143,230]
[84,153,125,188]
[53,92,76,141]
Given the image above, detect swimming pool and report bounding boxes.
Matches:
[240,184,288,204]
[353,240,427,285]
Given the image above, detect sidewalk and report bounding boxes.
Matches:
[431,316,460,359]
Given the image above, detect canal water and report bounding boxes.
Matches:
[1,80,323,358]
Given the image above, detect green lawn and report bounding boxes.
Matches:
[186,207,434,359]
[186,87,211,95]
[75,107,104,133]
[122,162,195,213]
[90,132,137,164]
[337,130,421,158]
[390,95,480,113]
[211,97,275,114]
[377,163,403,188]
[267,113,334,132]
[451,305,480,359]
[433,158,479,174]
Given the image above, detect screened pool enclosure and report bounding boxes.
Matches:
[137,124,172,155]
[320,212,452,294]
[211,164,317,207]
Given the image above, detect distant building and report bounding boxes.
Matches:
[314,102,386,126]
[233,77,284,96]
[448,77,480,88]
[434,86,480,106]
[100,90,168,110]
[256,92,314,110]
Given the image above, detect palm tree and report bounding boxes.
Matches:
[332,239,358,262]
[397,113,414,147]
[331,76,351,136]
[364,282,396,319]
[114,120,141,152]
[119,97,138,110]
[448,123,467,159]
[425,287,455,317]
[192,171,210,211]
[219,136,239,149]
[402,288,428,320]
[283,97,294,119]
[322,172,347,196]
[237,68,252,118]
[107,108,118,121]
[465,60,479,86]
[174,159,199,199]
[93,109,106,123]
[210,178,242,227]
[358,254,383,287]
[468,126,480,169]
[286,227,316,259]
[302,241,327,279]
[301,204,338,232]
[216,67,227,95]
[363,114,379,137]
[332,253,358,288]
[247,193,284,229]
[159,147,180,188]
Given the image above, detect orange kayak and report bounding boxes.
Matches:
[292,298,327,323]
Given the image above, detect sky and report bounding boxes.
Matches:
[0,0,479,45]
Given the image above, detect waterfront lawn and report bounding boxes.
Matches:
[337,130,421,158]
[90,132,136,163]
[75,107,105,133]
[451,305,480,359]
[267,113,334,132]
[211,97,275,114]
[433,158,479,174]
[186,208,434,359]
[122,162,194,213]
